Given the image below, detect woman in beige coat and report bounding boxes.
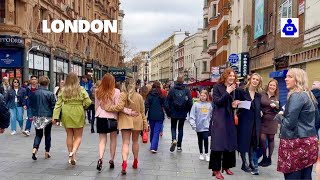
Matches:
[102,81,148,175]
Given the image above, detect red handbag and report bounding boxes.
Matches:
[142,130,148,143]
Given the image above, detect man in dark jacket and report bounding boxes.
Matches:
[312,81,320,133]
[166,77,192,152]
[23,75,38,136]
[0,94,10,134]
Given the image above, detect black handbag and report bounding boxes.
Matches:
[96,117,118,133]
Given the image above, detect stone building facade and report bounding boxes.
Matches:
[0,0,121,89]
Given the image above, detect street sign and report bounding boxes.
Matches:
[228,54,239,64]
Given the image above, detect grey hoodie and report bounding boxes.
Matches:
[189,101,212,132]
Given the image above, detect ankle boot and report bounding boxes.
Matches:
[121,161,127,175]
[240,153,251,172]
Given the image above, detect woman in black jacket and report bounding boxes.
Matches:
[145,81,165,153]
[209,68,238,179]
[30,76,56,160]
[235,73,263,175]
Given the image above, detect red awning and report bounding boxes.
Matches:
[188,80,216,87]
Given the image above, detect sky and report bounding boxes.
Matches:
[121,0,203,59]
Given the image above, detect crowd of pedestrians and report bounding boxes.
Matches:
[0,67,320,180]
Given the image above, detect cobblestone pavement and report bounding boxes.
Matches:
[0,119,317,180]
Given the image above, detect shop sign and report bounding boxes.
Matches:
[34,55,44,70]
[240,52,250,77]
[31,41,50,54]
[54,49,68,59]
[16,69,22,78]
[299,0,305,15]
[0,50,23,67]
[0,35,25,48]
[211,67,220,82]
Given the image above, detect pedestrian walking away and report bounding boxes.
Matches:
[189,90,212,162]
[235,73,263,175]
[23,75,38,136]
[274,68,319,180]
[90,80,101,133]
[53,72,92,165]
[209,68,238,179]
[165,77,192,152]
[29,76,56,161]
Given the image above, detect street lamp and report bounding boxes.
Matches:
[194,62,198,82]
[27,46,40,61]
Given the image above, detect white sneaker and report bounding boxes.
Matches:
[11,131,17,135]
[151,150,157,153]
[23,130,30,136]
[199,154,205,161]
[205,154,210,162]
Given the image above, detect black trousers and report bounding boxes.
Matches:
[33,123,52,152]
[197,131,209,154]
[209,150,236,171]
[284,165,313,180]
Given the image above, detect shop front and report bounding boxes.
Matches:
[250,50,274,82]
[85,62,93,79]
[28,42,51,80]
[102,65,108,76]
[71,55,83,79]
[93,60,101,81]
[0,35,25,83]
[53,49,69,88]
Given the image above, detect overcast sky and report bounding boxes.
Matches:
[121,0,203,58]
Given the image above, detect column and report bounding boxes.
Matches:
[23,44,30,82]
[49,49,54,91]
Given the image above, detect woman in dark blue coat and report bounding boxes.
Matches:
[209,68,238,179]
[235,73,262,175]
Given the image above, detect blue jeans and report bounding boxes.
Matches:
[171,118,185,147]
[33,122,52,152]
[10,103,24,131]
[25,108,33,131]
[149,120,163,151]
[87,104,95,123]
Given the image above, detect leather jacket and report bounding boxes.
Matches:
[275,92,319,139]
[5,87,26,109]
[29,86,56,117]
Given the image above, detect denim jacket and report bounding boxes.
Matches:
[275,92,319,139]
[5,87,26,109]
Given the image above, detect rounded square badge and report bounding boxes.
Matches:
[281,18,299,38]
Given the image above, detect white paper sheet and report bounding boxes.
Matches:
[238,101,252,110]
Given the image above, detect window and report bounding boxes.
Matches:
[37,9,44,34]
[203,40,208,50]
[203,18,208,28]
[212,30,216,43]
[202,61,207,72]
[0,0,5,22]
[278,0,292,30]
[204,0,208,7]
[213,4,217,17]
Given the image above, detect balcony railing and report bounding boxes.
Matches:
[289,46,320,65]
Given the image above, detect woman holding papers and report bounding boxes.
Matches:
[209,68,238,179]
[235,73,263,175]
[258,80,280,167]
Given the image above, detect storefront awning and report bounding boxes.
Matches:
[188,79,216,87]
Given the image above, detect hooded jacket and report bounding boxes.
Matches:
[189,101,212,132]
[145,89,165,121]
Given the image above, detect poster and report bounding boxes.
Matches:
[254,0,265,39]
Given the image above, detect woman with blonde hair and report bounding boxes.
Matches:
[235,73,263,175]
[275,68,319,179]
[102,80,148,175]
[53,72,92,165]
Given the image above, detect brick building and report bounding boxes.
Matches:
[0,0,122,90]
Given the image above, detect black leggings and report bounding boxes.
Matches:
[197,131,209,154]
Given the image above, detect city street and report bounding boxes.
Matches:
[1,119,312,180]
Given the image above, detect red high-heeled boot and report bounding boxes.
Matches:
[121,161,127,175]
[133,159,138,169]
[222,168,234,175]
[212,171,224,179]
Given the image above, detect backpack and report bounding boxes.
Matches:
[173,89,188,110]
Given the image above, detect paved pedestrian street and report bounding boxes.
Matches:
[0,120,318,180]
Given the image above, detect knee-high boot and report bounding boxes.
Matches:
[240,153,251,172]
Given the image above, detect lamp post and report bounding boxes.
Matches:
[194,62,198,82]
[27,46,40,61]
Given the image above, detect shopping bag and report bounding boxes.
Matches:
[142,130,148,143]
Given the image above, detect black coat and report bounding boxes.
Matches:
[210,84,237,151]
[145,90,165,121]
[235,88,261,153]
[0,94,10,129]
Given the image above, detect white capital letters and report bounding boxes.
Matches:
[78,20,90,33]
[51,20,64,33]
[64,20,78,33]
[104,20,117,33]
[91,20,104,33]
[42,20,51,33]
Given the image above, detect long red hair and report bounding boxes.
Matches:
[217,68,238,84]
[96,73,115,102]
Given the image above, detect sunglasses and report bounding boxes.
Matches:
[14,82,19,83]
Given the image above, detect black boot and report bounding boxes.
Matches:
[258,156,267,167]
[263,157,272,167]
[240,153,251,172]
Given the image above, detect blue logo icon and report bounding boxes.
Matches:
[281,18,299,38]
[228,54,239,64]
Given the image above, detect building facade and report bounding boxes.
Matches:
[118,9,125,66]
[174,41,184,82]
[0,0,121,90]
[136,51,150,86]
[150,31,187,82]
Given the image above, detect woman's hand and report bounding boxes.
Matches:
[226,84,237,94]
[130,111,139,117]
[232,100,240,108]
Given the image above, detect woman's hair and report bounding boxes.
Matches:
[63,72,82,100]
[96,74,115,102]
[140,85,150,100]
[126,80,136,104]
[217,68,238,84]
[39,76,50,86]
[287,68,317,104]
[200,90,209,102]
[265,79,279,100]
[245,73,263,92]
[95,80,101,87]
[11,78,20,89]
[148,81,163,98]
